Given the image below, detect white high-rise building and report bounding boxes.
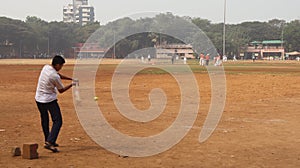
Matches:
[76,5,95,26]
[73,0,88,6]
[63,4,74,23]
[63,0,95,26]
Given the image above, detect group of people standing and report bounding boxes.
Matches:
[199,53,210,66]
[199,53,223,66]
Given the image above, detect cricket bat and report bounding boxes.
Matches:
[74,80,81,101]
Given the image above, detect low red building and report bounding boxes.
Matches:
[72,43,107,58]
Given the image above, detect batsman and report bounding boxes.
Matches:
[35,55,77,153]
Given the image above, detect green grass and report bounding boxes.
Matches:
[94,62,300,75]
[20,59,300,75]
[137,68,168,74]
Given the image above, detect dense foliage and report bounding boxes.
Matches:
[0,13,299,58]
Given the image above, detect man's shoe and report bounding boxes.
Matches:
[44,142,59,153]
[45,142,59,147]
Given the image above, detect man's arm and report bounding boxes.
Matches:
[57,83,74,94]
[54,75,77,94]
[58,73,73,80]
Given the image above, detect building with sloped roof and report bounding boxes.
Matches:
[241,40,284,60]
[155,44,195,59]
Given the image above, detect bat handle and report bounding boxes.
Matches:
[73,78,79,86]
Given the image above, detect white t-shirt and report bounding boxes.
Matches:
[35,65,64,103]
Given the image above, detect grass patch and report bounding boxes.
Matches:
[137,68,168,74]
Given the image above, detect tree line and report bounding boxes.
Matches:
[0,13,299,58]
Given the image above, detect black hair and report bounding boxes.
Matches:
[52,55,65,65]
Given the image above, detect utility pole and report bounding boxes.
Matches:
[48,32,50,57]
[223,0,227,57]
[281,21,285,59]
[19,40,22,58]
[281,21,284,48]
[113,31,116,59]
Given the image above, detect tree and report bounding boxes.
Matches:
[284,20,300,51]
[191,17,212,32]
[1,14,299,59]
[226,25,250,56]
[0,17,36,57]
[238,21,283,42]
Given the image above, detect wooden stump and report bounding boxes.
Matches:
[22,143,39,159]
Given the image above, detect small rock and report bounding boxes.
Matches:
[11,146,21,157]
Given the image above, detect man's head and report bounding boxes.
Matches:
[52,55,65,71]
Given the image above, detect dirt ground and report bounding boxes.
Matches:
[0,59,300,168]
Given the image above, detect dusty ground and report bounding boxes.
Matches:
[0,59,300,168]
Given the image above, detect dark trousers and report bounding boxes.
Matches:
[206,60,209,65]
[36,100,62,144]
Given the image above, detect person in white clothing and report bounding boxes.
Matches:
[223,55,227,62]
[35,55,76,152]
[233,55,237,61]
[141,56,144,63]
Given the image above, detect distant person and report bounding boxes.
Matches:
[214,54,221,66]
[199,53,205,66]
[141,56,144,63]
[233,55,237,61]
[223,55,227,62]
[213,55,218,65]
[171,55,175,64]
[35,55,77,153]
[205,54,210,66]
[148,54,151,62]
[183,56,187,64]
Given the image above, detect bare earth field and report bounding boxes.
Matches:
[0,59,300,167]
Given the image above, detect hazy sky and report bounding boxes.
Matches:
[1,0,299,25]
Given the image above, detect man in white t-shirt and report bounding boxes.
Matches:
[35,55,76,152]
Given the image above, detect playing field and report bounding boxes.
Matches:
[0,59,300,167]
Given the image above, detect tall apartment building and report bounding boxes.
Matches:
[63,4,74,23]
[63,0,95,26]
[73,0,88,6]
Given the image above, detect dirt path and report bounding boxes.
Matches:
[0,60,300,167]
